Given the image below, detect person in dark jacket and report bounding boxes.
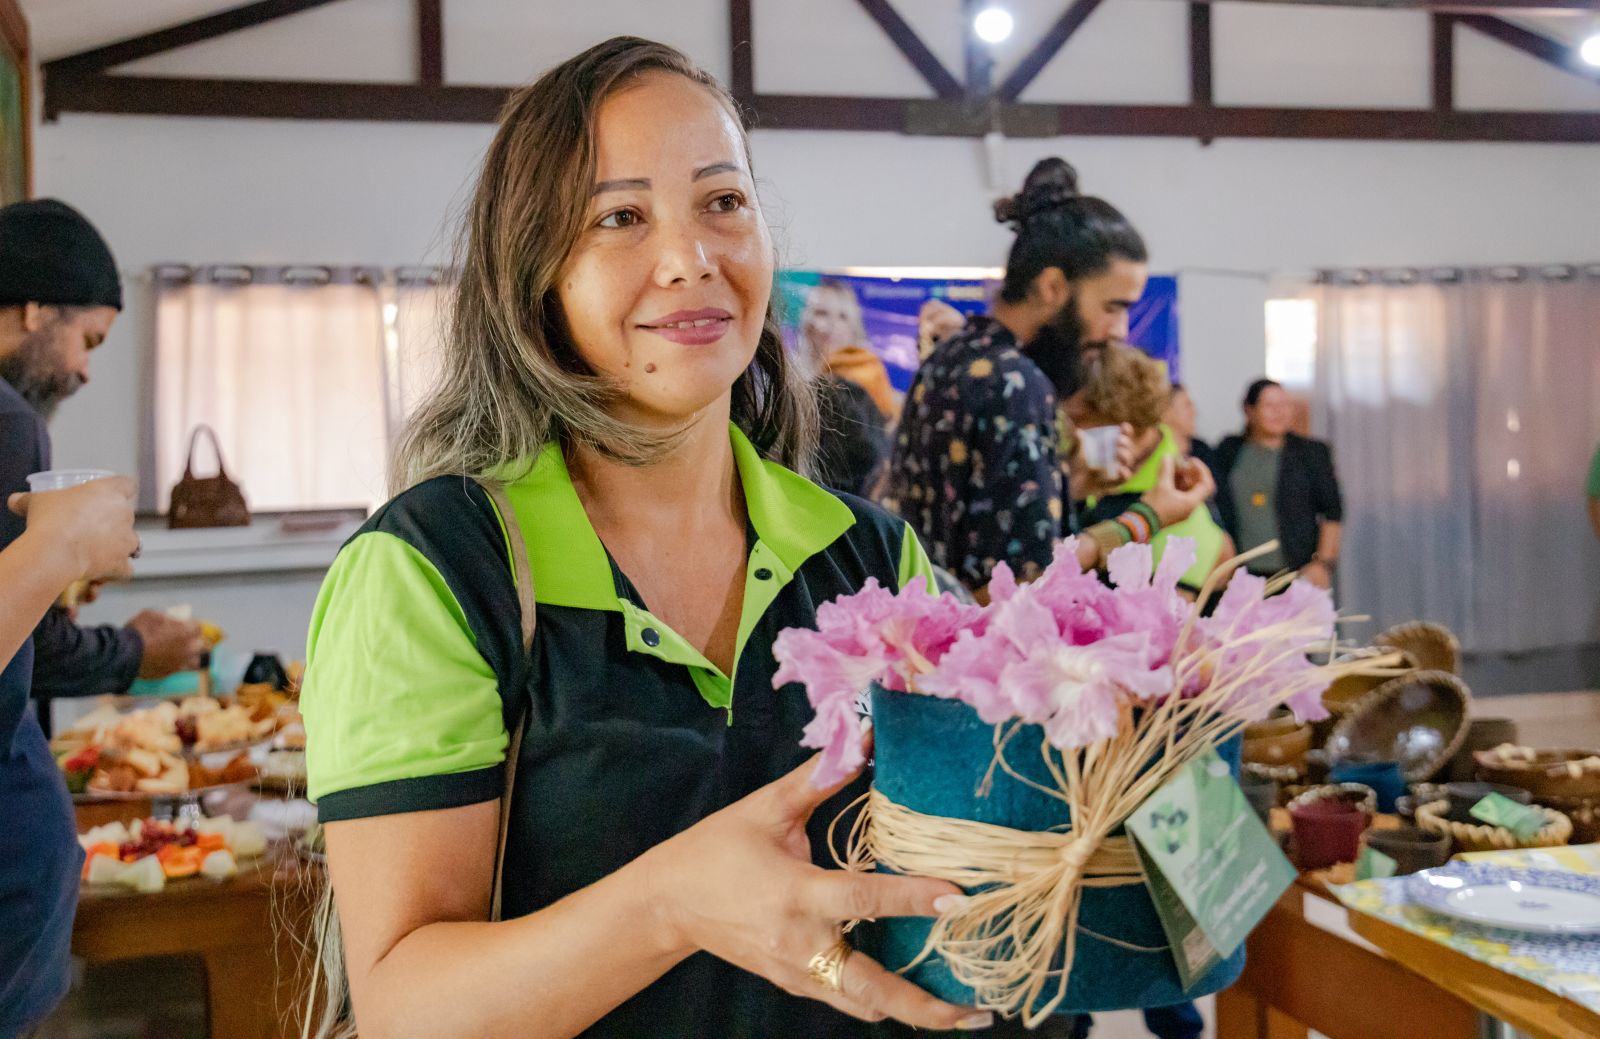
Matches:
[0,200,204,732]
[1212,378,1343,588]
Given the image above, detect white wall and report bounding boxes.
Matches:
[28,0,1600,652]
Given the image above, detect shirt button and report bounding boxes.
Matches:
[754,567,773,581]
[641,627,661,648]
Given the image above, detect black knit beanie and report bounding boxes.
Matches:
[0,198,122,311]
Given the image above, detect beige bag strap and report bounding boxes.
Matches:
[480,480,536,923]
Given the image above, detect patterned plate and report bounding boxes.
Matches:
[1407,863,1600,936]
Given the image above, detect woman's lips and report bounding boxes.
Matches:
[640,309,734,347]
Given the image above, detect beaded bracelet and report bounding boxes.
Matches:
[1127,501,1163,539]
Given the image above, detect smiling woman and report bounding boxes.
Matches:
[298,36,994,1039]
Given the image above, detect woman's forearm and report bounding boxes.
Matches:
[1315,521,1342,563]
[0,530,76,670]
[353,851,692,1039]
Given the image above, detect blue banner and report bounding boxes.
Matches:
[779,271,1179,393]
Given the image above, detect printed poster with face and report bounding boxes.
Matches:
[777,270,1180,393]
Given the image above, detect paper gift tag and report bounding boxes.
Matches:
[1356,846,1398,881]
[1127,745,1297,990]
[1471,793,1545,840]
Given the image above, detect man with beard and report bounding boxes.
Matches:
[0,200,203,728]
[887,158,1211,603]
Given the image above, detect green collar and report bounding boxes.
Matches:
[489,423,854,613]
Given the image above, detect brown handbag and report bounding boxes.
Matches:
[168,425,251,529]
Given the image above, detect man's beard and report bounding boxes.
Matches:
[0,328,80,419]
[1024,300,1110,402]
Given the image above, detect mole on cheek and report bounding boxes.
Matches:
[644,363,658,374]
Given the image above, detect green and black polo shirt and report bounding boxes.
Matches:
[302,423,934,1038]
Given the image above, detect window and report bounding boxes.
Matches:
[153,265,449,514]
[1264,296,1317,388]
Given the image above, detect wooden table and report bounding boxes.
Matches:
[1217,875,1600,1039]
[71,803,316,1039]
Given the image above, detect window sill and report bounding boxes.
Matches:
[130,511,365,579]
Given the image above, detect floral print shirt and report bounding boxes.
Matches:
[886,315,1063,592]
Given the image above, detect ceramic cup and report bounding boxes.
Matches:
[1363,825,1453,876]
[1329,759,1406,814]
[1445,781,1532,825]
[1289,799,1369,871]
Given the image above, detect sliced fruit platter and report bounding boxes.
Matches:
[78,815,268,894]
[52,685,303,797]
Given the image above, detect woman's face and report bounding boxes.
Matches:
[1246,384,1293,438]
[558,72,773,429]
[802,286,857,355]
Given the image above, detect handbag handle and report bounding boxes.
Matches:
[479,480,535,924]
[182,424,233,481]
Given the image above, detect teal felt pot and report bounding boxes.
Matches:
[869,686,1246,1016]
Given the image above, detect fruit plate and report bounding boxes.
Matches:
[1406,864,1600,936]
[72,777,257,804]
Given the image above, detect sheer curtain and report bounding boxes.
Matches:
[1314,269,1600,654]
[154,267,389,512]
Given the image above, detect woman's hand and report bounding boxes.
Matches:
[9,476,139,585]
[641,739,993,1031]
[1139,455,1215,529]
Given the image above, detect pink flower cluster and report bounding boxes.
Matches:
[773,537,1337,787]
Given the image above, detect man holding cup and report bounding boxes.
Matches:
[0,199,203,728]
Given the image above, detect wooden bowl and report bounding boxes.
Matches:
[1325,671,1471,783]
[1473,746,1600,800]
[1243,723,1313,769]
[1376,621,1460,675]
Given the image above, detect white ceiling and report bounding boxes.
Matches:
[22,0,242,62]
[18,0,1598,66]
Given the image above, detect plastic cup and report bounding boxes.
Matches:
[25,469,122,607]
[1078,425,1122,477]
[26,468,115,492]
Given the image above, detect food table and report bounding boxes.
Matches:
[70,802,316,1039]
[1217,852,1600,1039]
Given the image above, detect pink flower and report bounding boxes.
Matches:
[776,533,1344,786]
[998,634,1173,749]
[774,576,985,785]
[1193,573,1337,723]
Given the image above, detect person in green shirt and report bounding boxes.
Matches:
[296,38,1002,1039]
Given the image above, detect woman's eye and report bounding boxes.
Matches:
[597,209,641,229]
[710,192,744,213]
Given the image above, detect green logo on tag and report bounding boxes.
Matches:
[1470,793,1545,841]
[1147,805,1191,855]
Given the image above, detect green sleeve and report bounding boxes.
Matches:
[302,531,508,817]
[1588,445,1600,499]
[897,522,939,594]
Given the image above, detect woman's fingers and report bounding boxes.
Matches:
[806,868,966,923]
[834,948,994,1031]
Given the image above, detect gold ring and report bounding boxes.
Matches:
[805,935,853,994]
